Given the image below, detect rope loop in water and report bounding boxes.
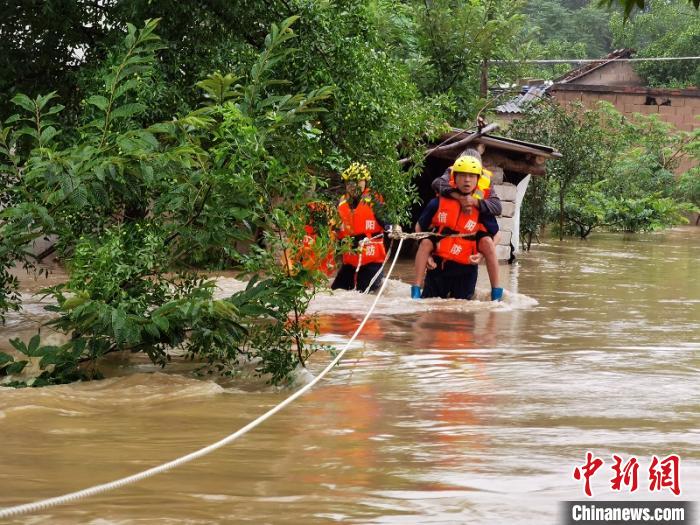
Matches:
[0,238,405,520]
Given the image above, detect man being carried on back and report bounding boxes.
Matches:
[412,152,504,301]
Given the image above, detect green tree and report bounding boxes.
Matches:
[506,100,696,241]
[1,5,458,386]
[518,176,553,250]
[523,0,613,59]
[506,101,606,240]
[672,127,700,220]
[0,1,320,121]
[409,0,528,122]
[273,0,451,222]
[610,0,700,87]
[0,18,336,386]
[603,0,699,19]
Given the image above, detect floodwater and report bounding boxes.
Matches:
[0,227,698,524]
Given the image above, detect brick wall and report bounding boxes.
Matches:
[550,86,700,173]
[575,62,644,87]
[481,164,513,260]
[577,92,699,133]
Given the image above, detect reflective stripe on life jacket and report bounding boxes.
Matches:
[430,197,481,265]
[337,190,386,266]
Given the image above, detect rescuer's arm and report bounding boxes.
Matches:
[431,169,452,197]
[479,186,502,216]
[416,198,439,232]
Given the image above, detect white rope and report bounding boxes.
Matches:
[397,231,478,241]
[0,238,405,520]
[362,239,393,294]
[361,228,480,294]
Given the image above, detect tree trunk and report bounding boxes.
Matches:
[480,58,489,98]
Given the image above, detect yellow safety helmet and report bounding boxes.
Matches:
[451,155,482,176]
[341,162,371,181]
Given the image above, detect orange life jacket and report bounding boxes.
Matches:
[430,197,482,265]
[337,190,386,266]
[299,224,336,276]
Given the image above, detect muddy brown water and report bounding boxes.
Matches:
[1,228,698,524]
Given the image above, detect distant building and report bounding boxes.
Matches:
[549,49,699,134]
[494,84,549,123]
[495,49,700,173]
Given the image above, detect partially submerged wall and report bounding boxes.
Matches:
[484,163,519,261]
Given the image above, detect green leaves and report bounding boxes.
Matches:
[197,73,242,105]
[266,15,300,47]
[86,19,165,142]
[39,126,60,145]
[0,333,92,386]
[87,95,109,112]
[3,360,28,376]
[0,10,454,387]
[1,335,68,383]
[509,99,697,240]
[11,94,36,113]
[111,103,147,120]
[11,92,61,115]
[601,0,699,20]
[6,91,64,150]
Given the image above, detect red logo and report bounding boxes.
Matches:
[573,453,681,497]
[611,455,639,492]
[573,452,604,497]
[649,455,681,496]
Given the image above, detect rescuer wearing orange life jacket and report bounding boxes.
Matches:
[331,162,387,292]
[413,155,492,299]
[293,201,337,277]
[412,152,504,301]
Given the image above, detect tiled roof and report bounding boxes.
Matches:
[437,128,562,158]
[495,85,548,114]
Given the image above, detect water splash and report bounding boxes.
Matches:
[214,276,537,316]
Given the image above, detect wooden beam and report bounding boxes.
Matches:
[477,136,562,158]
[398,123,500,166]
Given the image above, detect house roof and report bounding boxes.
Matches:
[422,128,561,176]
[476,133,562,158]
[495,85,549,114]
[553,48,634,84]
[435,128,562,159]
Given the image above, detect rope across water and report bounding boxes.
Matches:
[0,238,406,520]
